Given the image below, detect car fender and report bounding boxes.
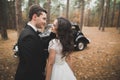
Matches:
[76,36,89,44]
[75,35,84,42]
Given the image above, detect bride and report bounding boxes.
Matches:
[45,17,77,80]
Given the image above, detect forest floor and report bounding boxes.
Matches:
[0,27,120,80]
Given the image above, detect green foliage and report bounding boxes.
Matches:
[116,0,120,3]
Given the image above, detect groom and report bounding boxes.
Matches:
[15,4,48,80]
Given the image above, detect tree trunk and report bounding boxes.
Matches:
[13,0,17,30]
[35,0,39,4]
[117,2,120,31]
[28,0,34,7]
[7,1,16,29]
[99,0,104,30]
[79,0,85,31]
[101,0,108,31]
[66,0,69,19]
[106,0,110,27]
[87,8,90,26]
[0,0,8,40]
[47,0,51,24]
[110,0,116,27]
[15,0,23,36]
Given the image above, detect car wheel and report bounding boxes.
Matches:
[76,42,86,51]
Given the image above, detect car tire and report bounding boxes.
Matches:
[76,41,86,51]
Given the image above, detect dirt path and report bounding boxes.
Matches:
[72,27,120,80]
[0,27,120,80]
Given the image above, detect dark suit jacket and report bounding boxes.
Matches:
[15,24,45,80]
[41,32,56,72]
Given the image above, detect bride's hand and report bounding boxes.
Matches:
[51,25,56,33]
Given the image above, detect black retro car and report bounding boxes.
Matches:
[71,24,90,51]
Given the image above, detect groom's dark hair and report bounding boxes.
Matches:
[29,4,47,21]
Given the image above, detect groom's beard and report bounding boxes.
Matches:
[36,23,41,29]
[36,23,45,28]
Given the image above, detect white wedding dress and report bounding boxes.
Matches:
[48,39,77,80]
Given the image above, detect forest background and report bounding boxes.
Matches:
[0,0,120,38]
[0,0,120,80]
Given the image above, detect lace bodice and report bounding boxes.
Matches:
[48,39,66,64]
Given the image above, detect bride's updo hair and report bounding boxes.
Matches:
[57,17,74,57]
